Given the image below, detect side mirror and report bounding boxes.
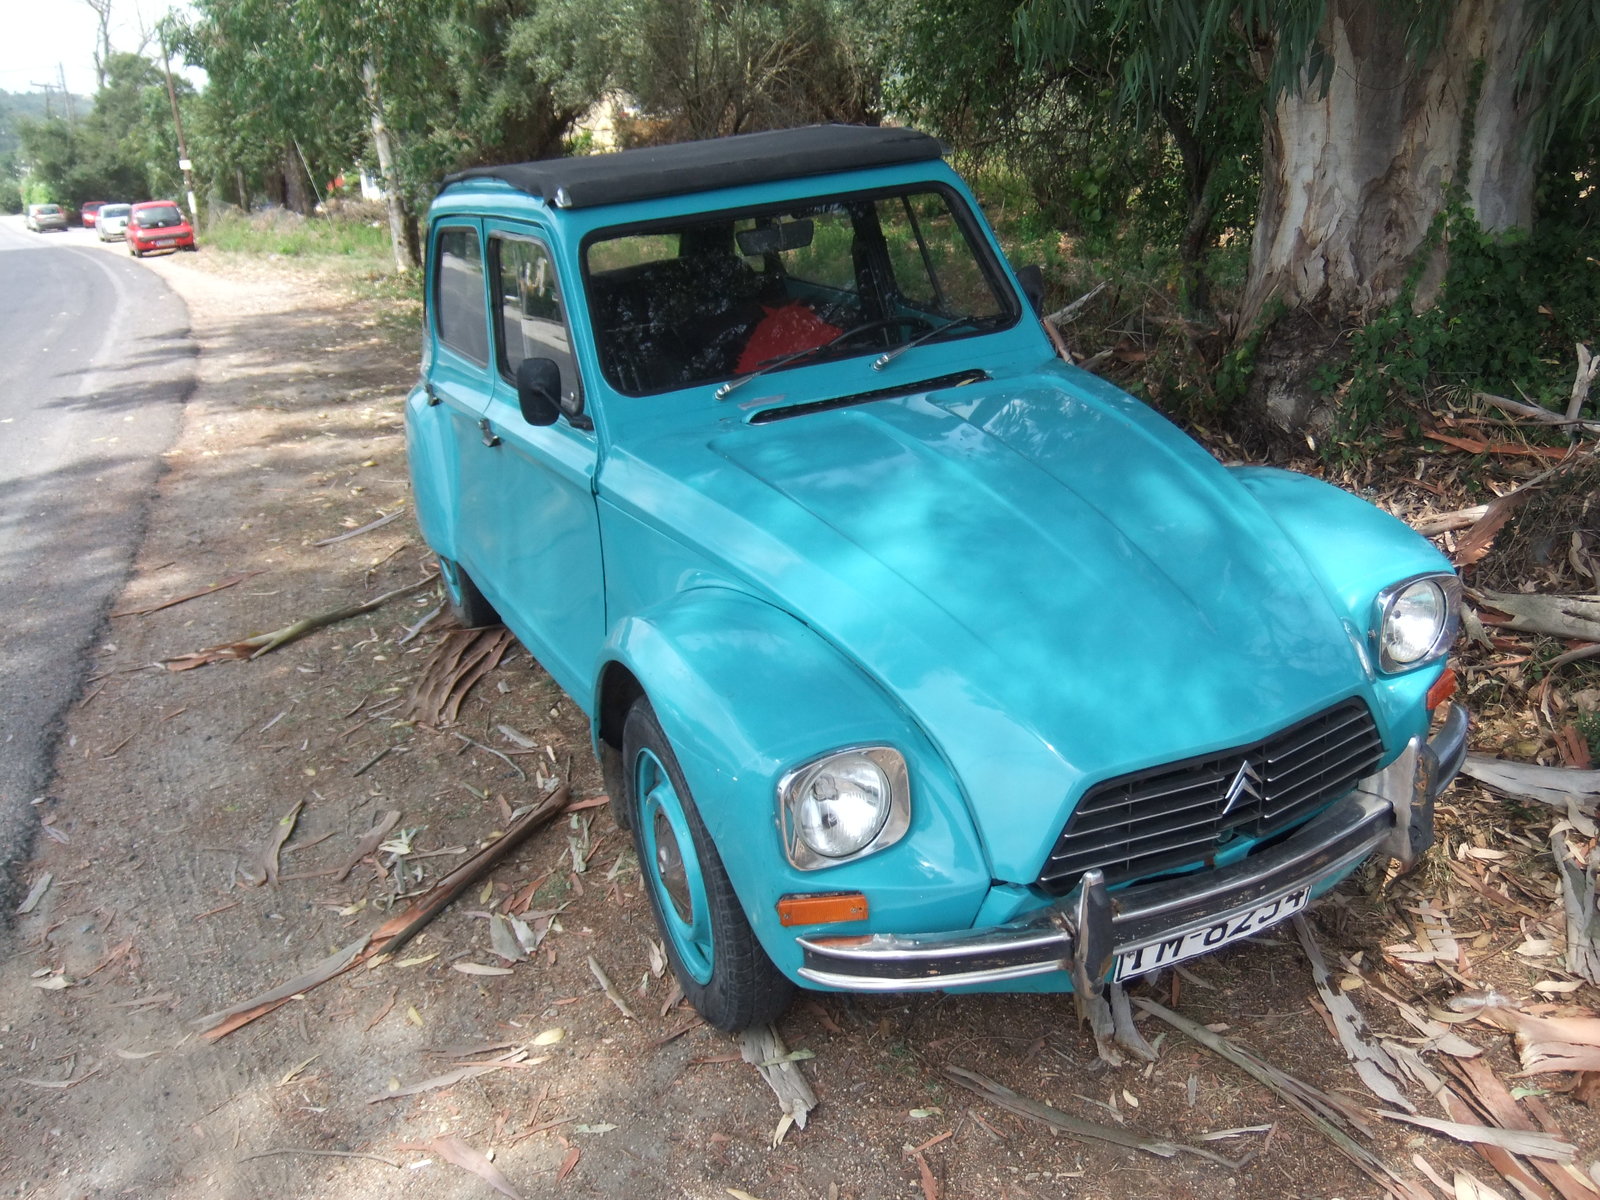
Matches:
[1015,264,1046,316]
[516,358,562,427]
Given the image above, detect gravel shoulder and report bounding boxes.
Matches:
[2,241,1594,1200]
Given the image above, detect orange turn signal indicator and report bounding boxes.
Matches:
[777,892,869,928]
[1426,668,1458,711]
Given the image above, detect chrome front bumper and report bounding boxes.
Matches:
[798,703,1468,992]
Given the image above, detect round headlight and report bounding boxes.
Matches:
[1380,577,1450,669]
[792,754,890,858]
[779,745,910,869]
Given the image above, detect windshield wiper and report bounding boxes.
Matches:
[715,318,897,400]
[871,315,994,371]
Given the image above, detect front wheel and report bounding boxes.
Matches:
[624,699,793,1032]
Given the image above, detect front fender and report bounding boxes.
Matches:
[1232,466,1455,747]
[596,586,990,985]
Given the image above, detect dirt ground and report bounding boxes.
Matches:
[2,242,1596,1200]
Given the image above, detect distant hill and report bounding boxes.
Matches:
[0,89,91,159]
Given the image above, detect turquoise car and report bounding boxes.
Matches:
[406,125,1467,1031]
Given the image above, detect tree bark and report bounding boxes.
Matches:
[363,62,418,273]
[1239,0,1543,432]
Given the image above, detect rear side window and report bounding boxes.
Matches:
[434,226,489,365]
[492,234,581,412]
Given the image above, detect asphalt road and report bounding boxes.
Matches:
[0,221,193,914]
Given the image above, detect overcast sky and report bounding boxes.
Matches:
[1,2,197,100]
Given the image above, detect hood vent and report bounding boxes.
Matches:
[747,370,988,424]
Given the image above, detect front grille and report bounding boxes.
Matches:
[1037,699,1383,896]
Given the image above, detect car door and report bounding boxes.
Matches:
[416,220,498,571]
[457,220,604,700]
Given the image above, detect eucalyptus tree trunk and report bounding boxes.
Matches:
[363,62,418,273]
[1241,0,1541,432]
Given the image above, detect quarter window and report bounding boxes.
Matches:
[435,226,489,365]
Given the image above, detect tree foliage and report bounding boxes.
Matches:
[17,53,190,207]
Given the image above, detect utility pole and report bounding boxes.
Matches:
[29,82,55,120]
[56,64,76,124]
[157,36,198,222]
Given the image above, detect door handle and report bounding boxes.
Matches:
[479,418,501,448]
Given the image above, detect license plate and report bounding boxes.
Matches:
[155,239,175,247]
[1112,886,1310,982]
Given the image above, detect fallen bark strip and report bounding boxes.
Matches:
[405,627,517,726]
[110,571,262,618]
[198,786,569,1041]
[1552,828,1600,985]
[1443,1057,1599,1200]
[1374,1112,1576,1161]
[1134,999,1432,1199]
[1459,757,1600,810]
[163,574,438,671]
[1473,592,1600,643]
[1293,916,1413,1111]
[944,1063,1236,1167]
[1412,504,1491,536]
[742,1023,818,1131]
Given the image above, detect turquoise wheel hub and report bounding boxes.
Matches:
[636,747,714,985]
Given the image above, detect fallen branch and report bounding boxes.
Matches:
[240,1147,400,1169]
[1044,280,1108,328]
[944,1063,1237,1167]
[110,571,261,618]
[1473,592,1600,643]
[198,786,570,1040]
[163,574,438,670]
[1567,344,1598,425]
[313,507,406,547]
[1475,392,1600,435]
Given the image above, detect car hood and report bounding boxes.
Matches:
[610,367,1370,879]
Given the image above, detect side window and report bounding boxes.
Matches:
[492,234,582,413]
[434,225,489,365]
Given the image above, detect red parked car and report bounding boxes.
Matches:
[80,201,107,228]
[126,201,197,257]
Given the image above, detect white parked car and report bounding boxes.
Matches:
[97,204,132,241]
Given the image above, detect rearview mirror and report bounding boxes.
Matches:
[737,219,814,256]
[1015,264,1045,316]
[516,358,562,427]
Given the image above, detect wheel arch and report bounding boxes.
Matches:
[589,586,989,978]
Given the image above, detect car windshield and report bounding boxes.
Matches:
[37,205,61,215]
[139,205,184,227]
[583,185,1017,396]
[101,205,130,218]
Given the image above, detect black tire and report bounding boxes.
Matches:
[437,556,500,627]
[624,699,794,1032]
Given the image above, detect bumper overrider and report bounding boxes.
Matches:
[797,703,1468,993]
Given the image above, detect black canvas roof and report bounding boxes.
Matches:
[443,124,944,210]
